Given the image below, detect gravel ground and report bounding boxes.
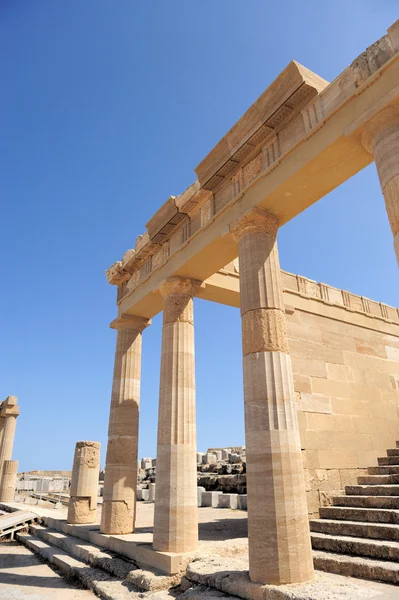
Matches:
[0,540,95,599]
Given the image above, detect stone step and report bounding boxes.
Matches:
[30,522,135,579]
[320,506,399,524]
[311,531,399,562]
[16,531,139,600]
[346,484,399,496]
[310,518,399,541]
[333,495,399,509]
[378,456,399,466]
[313,549,399,585]
[368,466,399,475]
[358,474,399,485]
[387,449,399,456]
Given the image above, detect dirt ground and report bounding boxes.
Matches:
[0,540,95,599]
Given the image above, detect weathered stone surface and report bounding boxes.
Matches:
[68,441,100,525]
[241,308,288,355]
[0,459,18,502]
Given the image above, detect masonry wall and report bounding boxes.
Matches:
[282,274,399,518]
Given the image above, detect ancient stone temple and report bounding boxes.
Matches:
[103,20,399,586]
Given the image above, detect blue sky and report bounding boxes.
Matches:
[1,1,398,472]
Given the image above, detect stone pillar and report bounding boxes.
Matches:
[231,208,314,585]
[0,460,18,502]
[101,315,150,535]
[361,106,399,264]
[153,276,199,553]
[67,441,100,524]
[0,396,20,479]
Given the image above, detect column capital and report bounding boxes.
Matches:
[361,105,399,153]
[110,314,151,332]
[0,397,19,418]
[159,276,201,298]
[230,208,278,243]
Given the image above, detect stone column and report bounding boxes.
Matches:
[231,208,314,585]
[0,460,18,502]
[0,397,20,479]
[153,276,199,553]
[361,106,399,264]
[101,315,150,535]
[67,441,100,524]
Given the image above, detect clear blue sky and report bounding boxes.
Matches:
[1,1,398,472]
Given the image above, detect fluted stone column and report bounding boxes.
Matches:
[153,276,199,553]
[101,315,150,535]
[0,460,18,502]
[68,441,100,524]
[361,106,399,265]
[231,208,314,585]
[0,396,19,480]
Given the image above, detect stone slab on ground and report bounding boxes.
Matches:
[0,540,95,599]
[202,492,223,508]
[237,496,247,511]
[186,556,398,600]
[218,495,238,510]
[198,487,206,508]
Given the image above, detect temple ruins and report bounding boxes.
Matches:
[1,17,399,600]
[102,19,399,586]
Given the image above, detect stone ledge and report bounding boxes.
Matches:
[42,516,195,575]
[186,555,394,600]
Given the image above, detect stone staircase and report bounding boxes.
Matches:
[16,523,178,600]
[310,440,399,584]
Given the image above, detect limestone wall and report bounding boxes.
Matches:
[282,273,399,517]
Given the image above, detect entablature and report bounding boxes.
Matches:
[105,21,399,321]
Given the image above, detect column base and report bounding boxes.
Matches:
[67,497,96,525]
[101,499,134,535]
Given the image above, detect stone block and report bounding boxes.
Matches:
[221,449,230,460]
[218,494,238,509]
[326,363,352,382]
[237,494,247,510]
[196,452,204,464]
[318,450,359,469]
[214,451,222,461]
[197,486,205,507]
[293,373,312,394]
[206,452,217,464]
[141,458,152,469]
[202,491,222,507]
[319,490,343,507]
[136,488,149,501]
[148,483,156,502]
[306,490,320,516]
[333,431,371,451]
[299,393,332,414]
[229,453,241,464]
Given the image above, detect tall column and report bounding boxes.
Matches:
[361,106,399,265]
[0,460,18,502]
[0,396,19,479]
[153,276,199,553]
[101,314,150,535]
[68,441,100,524]
[231,208,313,585]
